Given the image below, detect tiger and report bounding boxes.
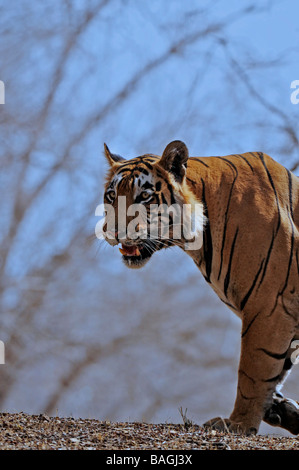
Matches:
[101,139,299,435]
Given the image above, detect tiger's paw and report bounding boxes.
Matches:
[203,417,257,436]
[264,396,299,435]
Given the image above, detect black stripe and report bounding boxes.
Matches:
[167,182,176,205]
[259,152,281,234]
[281,296,297,320]
[283,357,293,371]
[118,165,152,176]
[287,169,294,218]
[136,167,149,175]
[201,178,213,283]
[257,231,275,289]
[135,194,153,204]
[115,167,132,175]
[240,259,264,311]
[224,227,239,297]
[130,176,135,191]
[186,177,197,187]
[219,157,238,173]
[234,154,254,172]
[155,169,164,178]
[239,369,256,384]
[241,311,260,338]
[268,172,295,315]
[285,173,295,292]
[115,157,157,173]
[216,158,238,280]
[142,161,154,170]
[238,385,257,401]
[296,250,299,274]
[141,181,154,190]
[281,215,294,294]
[268,294,279,317]
[220,298,237,311]
[263,374,281,383]
[192,158,210,168]
[155,181,161,191]
[257,347,289,360]
[161,192,168,205]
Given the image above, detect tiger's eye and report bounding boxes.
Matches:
[141,191,150,199]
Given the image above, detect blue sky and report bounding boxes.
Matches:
[2,0,299,279]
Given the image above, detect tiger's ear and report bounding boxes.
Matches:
[158,140,189,183]
[104,143,125,166]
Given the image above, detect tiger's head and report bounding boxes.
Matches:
[101,140,205,269]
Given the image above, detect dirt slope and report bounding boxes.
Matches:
[0,412,298,450]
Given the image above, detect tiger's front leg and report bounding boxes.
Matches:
[204,306,296,435]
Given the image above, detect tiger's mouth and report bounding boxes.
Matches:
[118,243,153,269]
[119,244,142,257]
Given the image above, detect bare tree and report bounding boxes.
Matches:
[0,0,298,425]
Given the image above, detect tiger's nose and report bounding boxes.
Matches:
[104,229,120,246]
[105,229,118,240]
[117,230,128,241]
[105,230,128,242]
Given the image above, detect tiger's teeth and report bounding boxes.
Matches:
[119,246,141,256]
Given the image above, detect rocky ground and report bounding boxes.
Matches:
[0,412,298,450]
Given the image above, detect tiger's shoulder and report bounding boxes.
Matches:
[187,151,299,197]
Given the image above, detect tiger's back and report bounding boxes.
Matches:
[186,152,299,319]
